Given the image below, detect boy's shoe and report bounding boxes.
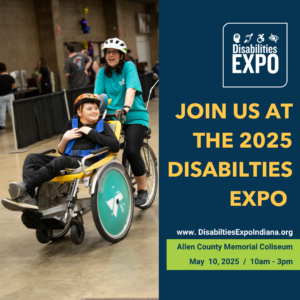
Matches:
[135,190,148,207]
[2,193,38,212]
[9,182,27,199]
[0,126,5,131]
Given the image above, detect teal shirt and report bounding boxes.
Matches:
[94,61,149,128]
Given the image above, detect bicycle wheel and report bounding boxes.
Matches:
[128,142,158,210]
[91,161,134,243]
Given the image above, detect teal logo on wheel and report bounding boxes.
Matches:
[106,192,124,217]
[98,169,130,236]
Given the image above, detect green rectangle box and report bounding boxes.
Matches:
[167,239,300,270]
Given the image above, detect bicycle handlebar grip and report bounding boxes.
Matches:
[118,110,123,122]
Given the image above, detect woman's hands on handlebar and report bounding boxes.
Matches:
[115,107,129,122]
[116,106,130,118]
[102,107,129,122]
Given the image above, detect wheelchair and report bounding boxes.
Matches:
[21,108,158,245]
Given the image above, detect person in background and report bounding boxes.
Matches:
[127,50,136,65]
[33,60,42,94]
[99,57,106,69]
[81,49,100,85]
[36,57,52,95]
[64,43,91,89]
[152,61,159,97]
[152,61,159,77]
[0,63,16,131]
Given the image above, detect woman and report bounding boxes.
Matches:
[36,57,52,95]
[94,38,149,207]
[0,63,16,131]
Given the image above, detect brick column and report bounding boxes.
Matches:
[35,0,69,91]
[103,0,120,39]
[34,0,59,91]
[51,0,68,90]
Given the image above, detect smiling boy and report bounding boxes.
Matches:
[2,94,119,212]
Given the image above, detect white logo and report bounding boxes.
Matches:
[269,33,279,43]
[106,192,124,217]
[119,78,126,85]
[244,33,253,43]
[233,33,240,43]
[257,34,265,43]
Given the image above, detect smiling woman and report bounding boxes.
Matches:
[94,37,150,207]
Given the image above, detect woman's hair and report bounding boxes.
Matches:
[40,57,51,73]
[103,49,130,77]
[0,62,6,72]
[40,57,48,68]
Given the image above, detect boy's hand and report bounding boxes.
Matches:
[79,127,92,135]
[63,128,82,141]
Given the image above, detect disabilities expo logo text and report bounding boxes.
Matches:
[223,23,288,88]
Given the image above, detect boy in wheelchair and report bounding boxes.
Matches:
[2,93,119,212]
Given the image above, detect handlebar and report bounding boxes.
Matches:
[102,111,125,122]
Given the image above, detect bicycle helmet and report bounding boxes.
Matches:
[74,93,101,113]
[74,93,111,114]
[102,38,127,54]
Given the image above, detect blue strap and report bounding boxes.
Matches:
[94,119,104,152]
[63,118,104,159]
[66,149,105,158]
[63,118,78,155]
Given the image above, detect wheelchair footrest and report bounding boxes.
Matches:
[21,210,65,230]
[22,210,44,229]
[41,216,65,230]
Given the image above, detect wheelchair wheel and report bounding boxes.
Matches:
[128,142,158,210]
[71,224,85,245]
[91,161,134,243]
[36,228,53,244]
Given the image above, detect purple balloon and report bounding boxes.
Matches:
[79,18,87,26]
[88,49,94,56]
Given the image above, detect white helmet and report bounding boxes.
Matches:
[102,38,127,54]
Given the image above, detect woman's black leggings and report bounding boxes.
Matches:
[123,124,147,177]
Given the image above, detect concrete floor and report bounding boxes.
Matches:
[0,99,159,300]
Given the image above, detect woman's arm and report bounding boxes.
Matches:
[84,58,92,75]
[36,73,42,83]
[124,87,136,108]
[93,61,100,83]
[116,88,136,117]
[94,68,105,95]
